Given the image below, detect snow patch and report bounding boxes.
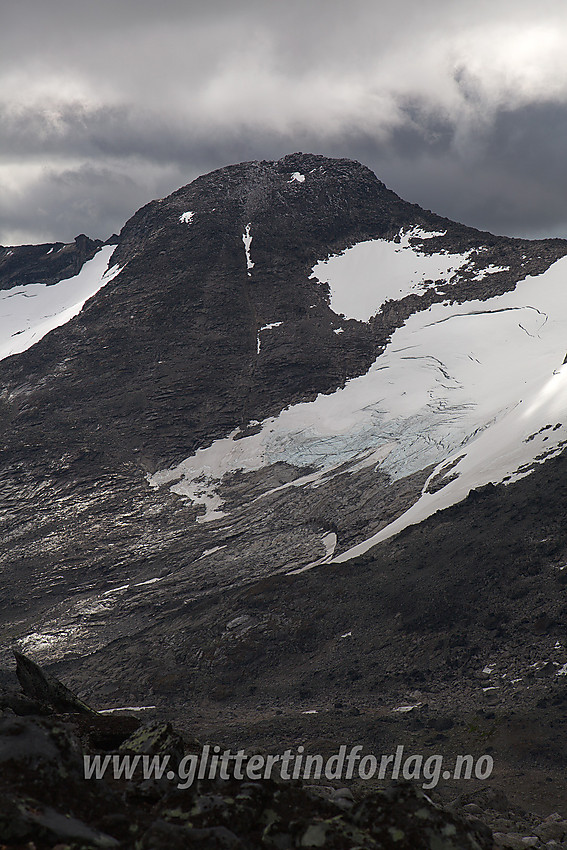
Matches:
[133,577,163,587]
[99,705,156,714]
[311,227,474,322]
[257,321,283,353]
[198,545,227,559]
[412,228,447,238]
[243,223,254,276]
[289,172,305,183]
[471,264,509,280]
[0,245,119,363]
[102,584,130,596]
[150,450,230,523]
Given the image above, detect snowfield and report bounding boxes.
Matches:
[0,245,120,363]
[311,227,507,322]
[150,247,567,557]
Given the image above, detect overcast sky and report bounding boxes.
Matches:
[2,0,567,245]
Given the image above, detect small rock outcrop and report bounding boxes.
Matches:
[14,650,98,715]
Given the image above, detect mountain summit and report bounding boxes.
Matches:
[2,154,567,813]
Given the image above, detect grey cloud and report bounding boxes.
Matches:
[2,0,567,243]
[3,99,567,244]
[337,100,567,238]
[0,164,148,246]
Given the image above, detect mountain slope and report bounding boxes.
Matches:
[1,150,567,650]
[2,153,567,814]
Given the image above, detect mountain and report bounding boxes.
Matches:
[2,153,567,816]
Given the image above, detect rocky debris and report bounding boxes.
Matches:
[118,719,200,775]
[0,794,120,849]
[449,788,567,849]
[533,814,567,844]
[0,689,52,716]
[1,652,140,752]
[0,704,495,849]
[0,657,564,850]
[0,711,120,848]
[1,703,563,849]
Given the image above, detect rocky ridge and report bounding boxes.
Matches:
[0,234,107,290]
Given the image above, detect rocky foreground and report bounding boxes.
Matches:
[1,654,567,849]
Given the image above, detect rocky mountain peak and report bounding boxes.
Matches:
[116,153,453,268]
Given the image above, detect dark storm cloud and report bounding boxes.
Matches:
[341,100,567,238]
[0,164,147,247]
[2,0,567,243]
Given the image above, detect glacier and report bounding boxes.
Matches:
[149,244,567,556]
